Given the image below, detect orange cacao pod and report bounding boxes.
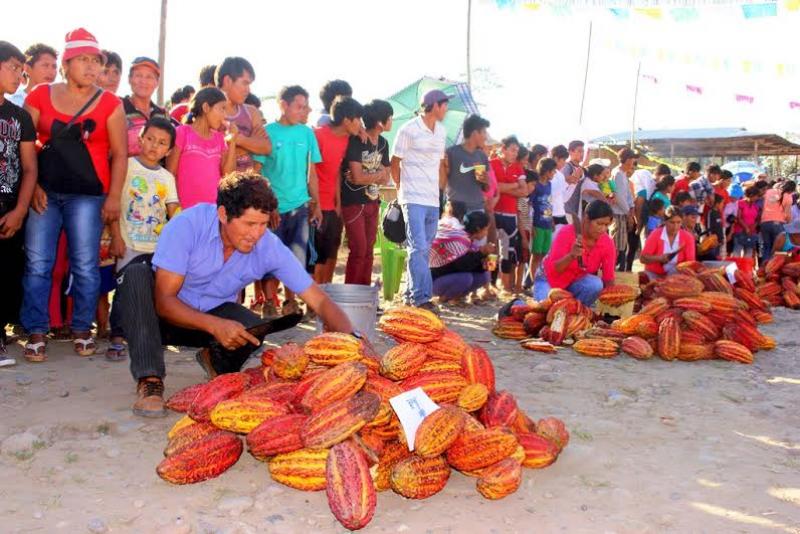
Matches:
[493,318,528,340]
[371,440,411,492]
[547,288,573,302]
[639,297,670,317]
[510,410,537,435]
[401,371,468,404]
[523,311,548,336]
[378,306,445,343]
[681,310,720,341]
[304,333,363,366]
[536,417,569,451]
[676,260,706,275]
[714,340,754,364]
[657,317,680,361]
[414,406,467,457]
[656,274,704,299]
[167,414,196,440]
[480,390,519,428]
[457,383,490,412]
[697,270,733,294]
[476,457,522,500]
[461,345,496,393]
[780,261,800,278]
[676,343,715,361]
[188,373,249,423]
[268,447,329,491]
[157,431,242,484]
[546,297,581,324]
[390,454,451,499]
[573,338,619,358]
[734,287,768,311]
[721,322,765,352]
[756,281,782,299]
[751,310,773,324]
[733,268,756,292]
[621,336,653,359]
[446,427,518,472]
[240,380,298,404]
[565,313,591,338]
[271,342,309,380]
[300,361,367,412]
[301,391,381,449]
[165,383,205,413]
[765,254,787,277]
[680,330,707,345]
[698,291,738,313]
[579,327,627,341]
[380,342,429,380]
[246,413,308,459]
[672,297,712,313]
[598,284,638,306]
[424,329,470,362]
[516,431,559,469]
[519,339,558,353]
[325,440,376,531]
[784,290,800,309]
[209,397,289,434]
[611,314,657,336]
[163,422,220,457]
[417,358,462,374]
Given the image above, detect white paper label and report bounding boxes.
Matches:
[725,262,738,284]
[389,388,440,451]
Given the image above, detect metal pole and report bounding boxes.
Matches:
[631,61,641,149]
[157,0,168,106]
[466,0,472,87]
[578,20,593,125]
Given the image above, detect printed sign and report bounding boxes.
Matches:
[389,388,440,451]
[725,262,738,284]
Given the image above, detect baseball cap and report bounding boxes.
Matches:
[681,205,700,216]
[62,28,102,62]
[130,56,161,77]
[421,89,451,108]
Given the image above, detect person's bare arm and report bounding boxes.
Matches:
[0,140,37,238]
[497,181,528,198]
[299,283,354,333]
[438,159,447,190]
[221,137,237,176]
[103,104,128,223]
[154,268,259,349]
[24,104,48,214]
[166,145,181,177]
[307,161,322,225]
[166,203,180,219]
[233,107,271,155]
[347,161,379,186]
[390,156,402,188]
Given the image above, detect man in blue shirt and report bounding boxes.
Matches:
[116,171,353,417]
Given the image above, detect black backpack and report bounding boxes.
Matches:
[382,199,406,244]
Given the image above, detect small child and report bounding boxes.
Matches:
[674,191,694,209]
[698,194,724,261]
[516,169,537,293]
[529,158,557,282]
[646,198,665,236]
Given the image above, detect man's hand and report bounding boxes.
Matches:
[310,205,323,227]
[0,208,26,238]
[102,196,121,224]
[569,239,584,260]
[109,234,126,258]
[31,185,47,214]
[209,317,260,350]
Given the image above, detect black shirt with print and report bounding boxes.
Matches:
[341,134,390,206]
[0,100,36,202]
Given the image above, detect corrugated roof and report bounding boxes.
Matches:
[591,128,800,156]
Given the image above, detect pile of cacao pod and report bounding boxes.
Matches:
[754,254,800,309]
[497,261,778,364]
[156,306,569,531]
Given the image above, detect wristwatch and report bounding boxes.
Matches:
[351,330,365,340]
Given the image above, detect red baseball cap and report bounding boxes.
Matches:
[63,28,102,62]
[130,56,161,77]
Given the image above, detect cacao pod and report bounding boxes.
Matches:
[522,312,548,336]
[597,285,638,306]
[378,306,445,343]
[480,390,519,428]
[301,391,381,449]
[536,417,569,451]
[414,406,467,457]
[269,447,329,491]
[304,333,363,366]
[573,338,619,358]
[657,317,680,361]
[271,342,309,380]
[714,340,754,364]
[446,427,518,472]
[639,297,670,317]
[157,431,242,484]
[424,329,470,362]
[461,346,496,393]
[325,440,376,531]
[209,397,289,434]
[164,423,221,457]
[681,311,720,341]
[188,373,249,423]
[656,274,704,299]
[401,371,468,404]
[516,431,559,468]
[300,361,367,412]
[621,336,653,360]
[492,318,528,340]
[380,342,428,380]
[247,413,308,459]
[676,343,715,361]
[371,440,411,492]
[476,457,522,500]
[390,454,450,499]
[166,383,205,413]
[457,383,490,412]
[519,339,558,353]
[672,297,712,313]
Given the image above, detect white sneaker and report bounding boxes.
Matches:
[0,355,17,367]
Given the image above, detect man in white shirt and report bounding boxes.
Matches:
[390,90,449,311]
[550,145,572,232]
[6,43,58,107]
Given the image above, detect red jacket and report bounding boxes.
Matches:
[641,226,696,276]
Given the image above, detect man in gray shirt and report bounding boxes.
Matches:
[611,147,638,270]
[444,114,491,215]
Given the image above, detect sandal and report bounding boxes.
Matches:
[73,334,97,357]
[24,337,48,363]
[105,338,127,362]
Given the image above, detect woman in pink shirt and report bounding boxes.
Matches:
[760,181,796,261]
[167,87,236,208]
[640,205,696,279]
[533,200,616,306]
[730,186,761,258]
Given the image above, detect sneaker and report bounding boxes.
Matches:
[133,377,166,418]
[0,338,15,367]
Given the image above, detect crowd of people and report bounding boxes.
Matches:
[1,27,799,416]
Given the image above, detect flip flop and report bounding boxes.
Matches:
[105,342,127,362]
[24,341,48,363]
[73,337,97,357]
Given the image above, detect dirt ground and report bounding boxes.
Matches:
[1,268,800,534]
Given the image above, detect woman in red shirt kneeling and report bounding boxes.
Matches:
[533,200,616,307]
[640,205,696,280]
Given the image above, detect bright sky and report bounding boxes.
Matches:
[5,0,797,146]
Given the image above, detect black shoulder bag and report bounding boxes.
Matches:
[38,89,105,196]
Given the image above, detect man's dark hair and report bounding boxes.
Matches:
[587,163,606,179]
[199,64,216,86]
[245,93,261,108]
[363,99,394,130]
[279,85,309,104]
[517,146,529,163]
[23,43,57,66]
[568,140,585,152]
[649,198,665,215]
[187,87,227,124]
[674,191,693,205]
[530,144,548,160]
[720,169,734,180]
[686,161,701,173]
[330,96,363,126]
[462,114,490,139]
[537,157,557,175]
[102,50,121,70]
[706,164,722,177]
[745,185,759,198]
[585,199,614,220]
[142,116,177,149]
[655,163,671,176]
[216,57,255,88]
[655,175,675,192]
[551,145,569,161]
[0,41,25,65]
[170,85,194,106]
[218,171,278,219]
[501,135,520,149]
[755,180,769,191]
[463,211,489,234]
[617,147,638,164]
[320,80,353,113]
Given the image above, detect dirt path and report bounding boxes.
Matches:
[1,301,799,533]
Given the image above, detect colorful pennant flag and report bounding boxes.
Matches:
[742,3,778,18]
[642,74,659,83]
[786,0,800,12]
[670,7,699,22]
[789,101,800,110]
[635,7,663,19]
[686,85,703,95]
[609,8,629,18]
[735,94,755,104]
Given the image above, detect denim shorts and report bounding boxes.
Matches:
[274,205,309,267]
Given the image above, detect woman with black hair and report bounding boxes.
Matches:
[760,180,797,262]
[429,205,494,304]
[533,200,616,307]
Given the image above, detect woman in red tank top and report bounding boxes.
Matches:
[21,28,126,362]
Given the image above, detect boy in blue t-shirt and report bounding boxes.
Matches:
[529,157,557,281]
[646,198,665,236]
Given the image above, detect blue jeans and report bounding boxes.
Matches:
[274,205,309,267]
[401,203,439,305]
[733,233,758,257]
[760,221,784,263]
[432,271,490,300]
[22,192,104,334]
[533,268,604,307]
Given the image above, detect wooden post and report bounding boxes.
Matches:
[578,21,593,126]
[157,0,168,107]
[466,0,472,87]
[630,61,641,149]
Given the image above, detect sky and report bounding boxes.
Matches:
[4,0,797,147]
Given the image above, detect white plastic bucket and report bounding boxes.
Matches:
[317,284,379,340]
